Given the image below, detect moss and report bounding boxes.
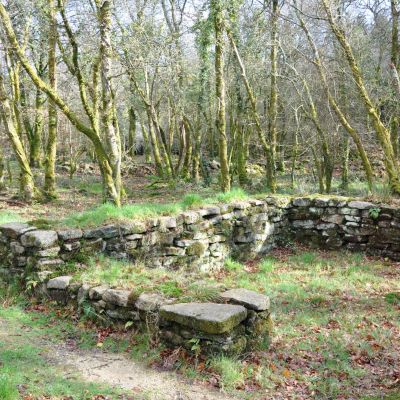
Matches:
[186,241,208,257]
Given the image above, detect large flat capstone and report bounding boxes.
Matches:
[160,303,247,334]
[220,288,270,311]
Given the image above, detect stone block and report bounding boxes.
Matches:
[160,303,247,334]
[0,222,35,239]
[21,230,58,248]
[102,289,131,307]
[57,229,83,241]
[221,288,270,311]
[47,276,72,290]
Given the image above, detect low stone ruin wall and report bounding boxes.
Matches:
[0,198,288,278]
[33,275,272,356]
[1,196,400,281]
[288,197,400,260]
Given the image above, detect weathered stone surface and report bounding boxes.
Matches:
[57,229,83,241]
[89,285,109,300]
[120,221,147,234]
[21,230,58,248]
[292,198,312,207]
[348,201,375,210]
[102,289,130,307]
[47,276,72,290]
[160,303,247,334]
[10,241,25,255]
[84,225,119,239]
[292,220,314,229]
[37,247,61,258]
[0,222,35,239]
[135,292,165,312]
[220,288,270,311]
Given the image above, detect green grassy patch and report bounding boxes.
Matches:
[62,187,250,228]
[0,211,25,225]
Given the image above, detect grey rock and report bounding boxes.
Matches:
[47,276,72,290]
[125,234,143,241]
[0,222,35,239]
[159,217,177,229]
[21,230,58,248]
[57,229,83,241]
[321,214,344,225]
[135,292,165,312]
[182,211,200,224]
[292,220,315,229]
[120,221,147,234]
[77,284,90,305]
[220,288,270,311]
[348,201,375,210]
[37,246,60,258]
[10,241,25,255]
[160,303,247,334]
[89,285,109,300]
[292,198,312,207]
[35,258,64,269]
[84,225,119,240]
[102,289,130,307]
[199,206,221,217]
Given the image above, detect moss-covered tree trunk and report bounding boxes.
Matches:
[0,74,36,200]
[212,0,230,192]
[323,0,400,194]
[44,0,58,198]
[128,107,137,158]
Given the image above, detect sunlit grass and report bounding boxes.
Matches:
[62,187,250,228]
[0,211,24,225]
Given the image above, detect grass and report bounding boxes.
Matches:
[62,187,250,228]
[1,248,399,399]
[0,286,137,399]
[0,211,25,225]
[73,256,224,302]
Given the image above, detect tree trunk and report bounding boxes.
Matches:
[0,74,36,200]
[44,0,58,198]
[99,0,122,205]
[213,0,230,192]
[128,107,137,158]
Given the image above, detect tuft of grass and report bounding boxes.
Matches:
[225,258,243,272]
[0,372,18,400]
[259,258,275,273]
[385,292,400,306]
[0,211,24,225]
[210,356,245,391]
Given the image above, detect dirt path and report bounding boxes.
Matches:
[0,317,235,400]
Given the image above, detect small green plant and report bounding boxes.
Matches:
[385,292,400,306]
[0,372,18,400]
[368,207,381,220]
[260,258,275,273]
[225,258,243,272]
[189,338,202,359]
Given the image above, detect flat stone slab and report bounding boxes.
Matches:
[0,222,35,239]
[21,230,58,248]
[220,288,270,311]
[160,303,247,334]
[47,276,72,290]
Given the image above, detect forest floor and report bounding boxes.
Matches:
[1,248,400,400]
[0,159,395,228]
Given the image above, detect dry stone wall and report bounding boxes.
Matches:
[1,196,400,280]
[0,197,288,278]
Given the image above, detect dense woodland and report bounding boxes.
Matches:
[0,0,399,206]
